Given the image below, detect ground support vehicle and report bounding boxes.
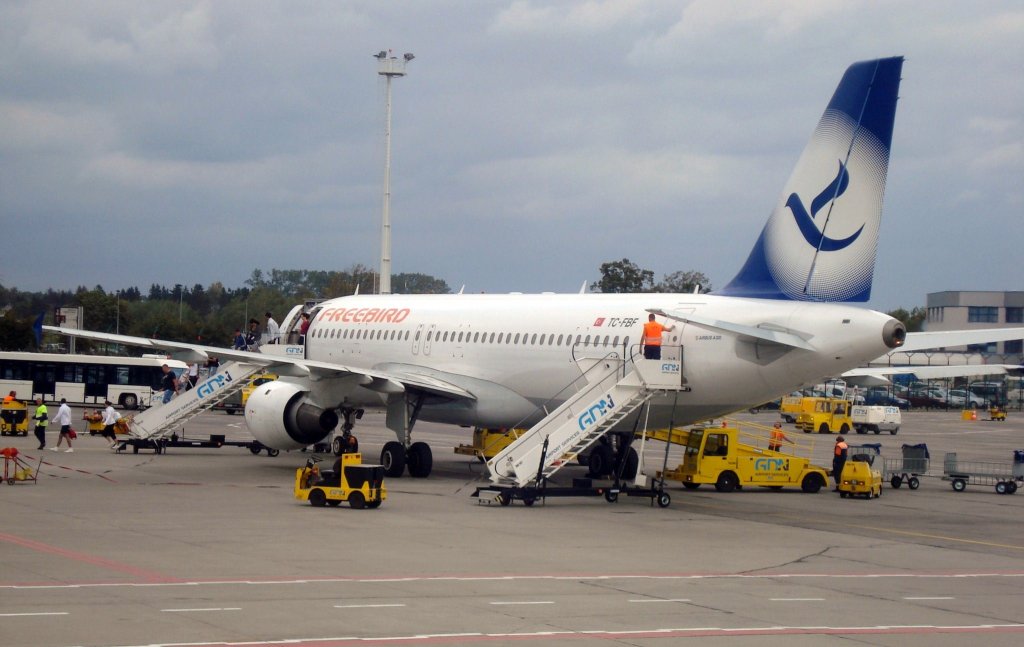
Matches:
[1,447,39,485]
[780,396,812,424]
[988,407,1007,421]
[659,425,828,493]
[838,453,882,499]
[852,406,901,435]
[115,432,278,456]
[0,401,28,437]
[883,444,929,489]
[295,453,386,509]
[455,428,526,461]
[943,451,1023,494]
[796,397,853,434]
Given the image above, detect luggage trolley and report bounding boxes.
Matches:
[2,447,40,485]
[884,443,930,490]
[942,451,1024,494]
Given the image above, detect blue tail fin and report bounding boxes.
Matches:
[718,57,903,301]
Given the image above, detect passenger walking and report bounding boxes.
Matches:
[298,312,311,344]
[207,356,219,375]
[232,329,246,350]
[32,397,48,450]
[833,435,849,490]
[768,422,792,452]
[160,364,179,404]
[186,362,200,390]
[52,398,74,452]
[101,400,121,448]
[265,312,280,344]
[641,313,675,360]
[245,319,261,351]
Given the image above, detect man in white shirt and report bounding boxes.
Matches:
[52,398,74,452]
[187,362,200,390]
[265,312,280,344]
[102,400,122,449]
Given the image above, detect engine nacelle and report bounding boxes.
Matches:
[244,381,339,450]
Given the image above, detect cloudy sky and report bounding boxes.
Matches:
[1,1,1021,311]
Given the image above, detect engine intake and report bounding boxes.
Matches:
[244,381,339,450]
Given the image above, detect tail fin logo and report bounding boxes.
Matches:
[787,160,864,252]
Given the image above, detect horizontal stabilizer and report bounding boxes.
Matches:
[651,308,815,351]
[899,328,1024,353]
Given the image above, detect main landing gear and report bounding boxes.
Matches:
[380,441,433,478]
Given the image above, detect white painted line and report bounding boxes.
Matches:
[333,603,406,609]
[629,598,691,603]
[770,598,825,601]
[0,612,68,617]
[489,601,555,605]
[904,596,955,600]
[161,607,242,613]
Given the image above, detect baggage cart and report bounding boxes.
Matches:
[883,443,930,490]
[2,447,40,485]
[942,451,1024,494]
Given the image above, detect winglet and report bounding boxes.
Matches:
[718,57,904,302]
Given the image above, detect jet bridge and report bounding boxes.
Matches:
[475,356,689,506]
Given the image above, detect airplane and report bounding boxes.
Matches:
[43,56,1022,479]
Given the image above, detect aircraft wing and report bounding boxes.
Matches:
[900,328,1024,352]
[41,326,475,401]
[843,363,1021,382]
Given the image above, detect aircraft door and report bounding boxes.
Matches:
[423,324,436,356]
[412,324,424,355]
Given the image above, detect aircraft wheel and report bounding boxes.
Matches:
[381,441,406,477]
[908,477,920,490]
[406,442,433,478]
[309,489,327,507]
[588,445,613,478]
[714,471,739,493]
[951,479,966,492]
[333,437,344,456]
[617,447,639,480]
[656,492,671,508]
[348,491,366,509]
[891,476,903,489]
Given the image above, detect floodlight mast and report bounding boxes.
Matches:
[375,50,414,295]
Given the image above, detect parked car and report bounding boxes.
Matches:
[908,387,947,409]
[948,389,986,409]
[864,389,910,410]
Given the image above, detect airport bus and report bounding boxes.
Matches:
[0,352,188,410]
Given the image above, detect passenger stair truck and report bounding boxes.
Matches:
[118,362,264,453]
[474,357,688,507]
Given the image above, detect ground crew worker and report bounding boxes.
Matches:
[32,397,48,450]
[641,313,675,360]
[769,422,792,452]
[3,390,17,404]
[833,435,849,490]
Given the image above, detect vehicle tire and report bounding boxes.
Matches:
[891,476,902,489]
[618,447,639,480]
[818,423,830,434]
[952,478,966,492]
[348,491,366,509]
[801,472,825,494]
[249,445,261,455]
[226,409,236,415]
[121,394,139,410]
[522,496,536,507]
[381,441,406,478]
[908,477,920,490]
[588,445,613,478]
[656,492,671,508]
[856,427,867,435]
[267,449,280,457]
[767,486,783,491]
[7,478,14,485]
[498,492,512,506]
[366,500,382,509]
[840,423,850,434]
[995,481,1007,495]
[714,471,739,493]
[839,491,848,498]
[783,416,793,423]
[406,442,433,478]
[681,482,700,490]
[309,489,327,507]
[1006,481,1018,495]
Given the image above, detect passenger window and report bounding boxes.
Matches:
[557,334,564,345]
[474,332,480,343]
[489,333,495,343]
[613,335,619,346]
[531,334,538,345]
[514,333,520,344]
[539,334,546,345]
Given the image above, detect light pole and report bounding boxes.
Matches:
[375,50,414,295]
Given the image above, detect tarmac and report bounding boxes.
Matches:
[1,406,1023,646]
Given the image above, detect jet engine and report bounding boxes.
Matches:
[244,381,339,450]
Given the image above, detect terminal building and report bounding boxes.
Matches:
[924,291,1024,360]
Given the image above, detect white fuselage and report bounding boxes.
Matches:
[300,293,898,429]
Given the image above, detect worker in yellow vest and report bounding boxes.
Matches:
[32,397,48,450]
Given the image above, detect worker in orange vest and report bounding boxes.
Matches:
[833,435,849,490]
[641,314,675,360]
[769,422,792,452]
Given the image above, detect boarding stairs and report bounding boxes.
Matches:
[486,358,688,487]
[126,362,262,440]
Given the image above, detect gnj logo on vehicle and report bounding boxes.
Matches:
[661,362,681,374]
[754,457,789,472]
[197,372,234,399]
[285,346,304,355]
[578,395,615,431]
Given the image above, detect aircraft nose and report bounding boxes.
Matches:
[882,319,906,349]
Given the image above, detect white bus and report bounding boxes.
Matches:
[0,352,188,410]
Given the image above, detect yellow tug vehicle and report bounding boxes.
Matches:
[294,453,386,509]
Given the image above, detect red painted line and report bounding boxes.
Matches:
[0,532,178,584]
[22,454,118,482]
